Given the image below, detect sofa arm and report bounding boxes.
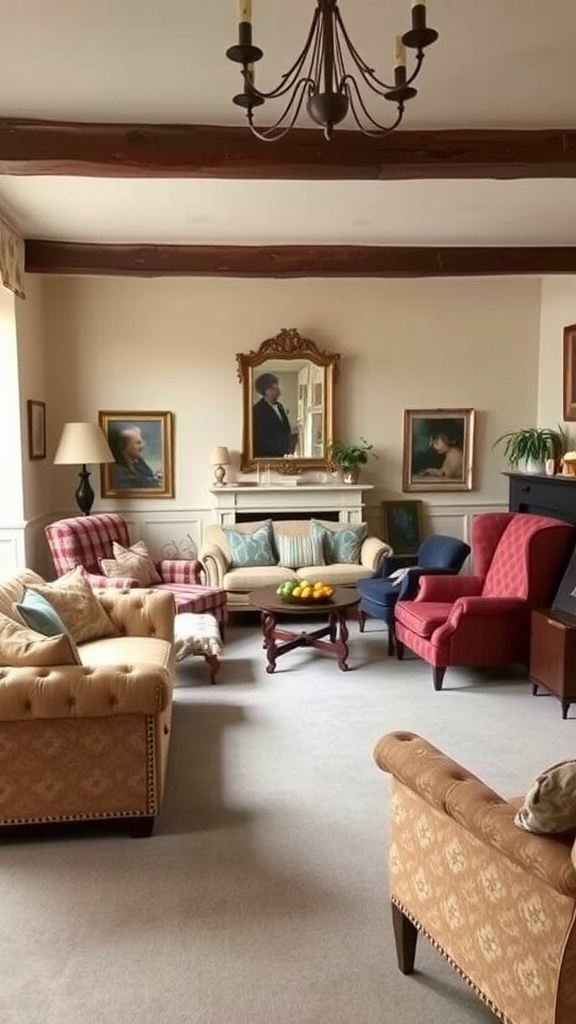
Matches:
[200,544,229,587]
[0,664,172,722]
[157,559,203,584]
[96,589,175,643]
[361,537,392,572]
[374,731,576,897]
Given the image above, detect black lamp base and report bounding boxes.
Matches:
[75,464,94,516]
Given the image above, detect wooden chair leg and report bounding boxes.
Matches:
[205,654,220,684]
[395,640,405,660]
[432,666,446,690]
[387,627,395,656]
[391,902,418,975]
[358,609,367,633]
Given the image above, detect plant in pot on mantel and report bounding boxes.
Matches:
[492,425,567,475]
[326,437,377,484]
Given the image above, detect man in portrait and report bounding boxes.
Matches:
[108,423,163,489]
[252,372,298,458]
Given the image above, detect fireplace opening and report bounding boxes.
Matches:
[235,510,340,524]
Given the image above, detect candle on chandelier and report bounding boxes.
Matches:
[394,36,406,69]
[411,1,427,31]
[238,0,252,23]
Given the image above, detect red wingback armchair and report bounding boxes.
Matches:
[394,512,576,690]
[45,513,227,630]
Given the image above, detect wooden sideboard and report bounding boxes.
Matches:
[506,472,576,523]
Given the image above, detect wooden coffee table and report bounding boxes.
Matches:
[249,585,360,673]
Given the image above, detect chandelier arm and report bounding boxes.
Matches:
[247,79,314,142]
[333,7,395,92]
[243,8,321,101]
[345,77,405,136]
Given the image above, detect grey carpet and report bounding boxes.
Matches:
[1,615,573,1024]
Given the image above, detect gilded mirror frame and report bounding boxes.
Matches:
[236,327,340,474]
[563,324,576,420]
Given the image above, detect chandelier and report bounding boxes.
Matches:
[226,0,438,142]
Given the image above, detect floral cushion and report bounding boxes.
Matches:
[100,540,162,586]
[27,566,119,644]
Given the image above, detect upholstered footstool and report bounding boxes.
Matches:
[174,612,222,684]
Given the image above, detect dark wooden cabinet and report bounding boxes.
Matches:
[507,472,576,523]
[530,609,576,719]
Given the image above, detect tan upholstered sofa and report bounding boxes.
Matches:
[374,731,576,1024]
[201,519,390,611]
[0,570,176,837]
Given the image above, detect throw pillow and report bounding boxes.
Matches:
[514,759,576,834]
[276,532,325,570]
[222,520,277,569]
[27,565,119,645]
[0,612,80,667]
[100,540,162,586]
[311,520,367,565]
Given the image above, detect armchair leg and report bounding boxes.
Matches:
[432,667,446,690]
[387,627,395,656]
[395,640,405,660]
[358,609,367,633]
[391,902,418,975]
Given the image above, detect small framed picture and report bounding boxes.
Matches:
[381,500,424,555]
[98,411,174,499]
[403,408,475,492]
[27,400,46,460]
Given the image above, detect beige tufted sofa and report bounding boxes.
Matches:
[374,731,576,1024]
[201,519,390,612]
[0,571,176,837]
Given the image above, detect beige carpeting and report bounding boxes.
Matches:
[1,615,574,1024]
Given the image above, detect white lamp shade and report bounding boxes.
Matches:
[211,446,230,466]
[54,422,114,465]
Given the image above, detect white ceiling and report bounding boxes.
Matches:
[0,0,575,248]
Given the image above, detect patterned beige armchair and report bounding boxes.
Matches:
[373,731,576,1024]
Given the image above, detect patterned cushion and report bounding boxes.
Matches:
[311,520,367,565]
[223,520,277,568]
[514,759,576,834]
[14,589,81,663]
[100,540,162,585]
[28,566,120,644]
[276,532,324,569]
[0,611,80,666]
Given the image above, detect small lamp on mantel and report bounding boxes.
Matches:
[211,446,230,487]
[54,422,114,516]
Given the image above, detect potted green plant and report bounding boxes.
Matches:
[326,437,377,483]
[492,425,567,474]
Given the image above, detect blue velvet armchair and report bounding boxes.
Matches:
[357,535,470,654]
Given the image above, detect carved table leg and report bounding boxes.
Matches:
[262,611,278,673]
[333,609,350,671]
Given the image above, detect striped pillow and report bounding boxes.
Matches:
[276,533,325,569]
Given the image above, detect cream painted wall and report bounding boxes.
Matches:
[15,275,51,522]
[38,274,542,521]
[538,276,576,445]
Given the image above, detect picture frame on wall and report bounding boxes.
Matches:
[381,500,424,555]
[98,410,174,499]
[563,324,576,420]
[27,400,46,460]
[402,408,475,493]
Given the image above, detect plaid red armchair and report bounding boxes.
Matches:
[45,513,227,630]
[394,512,576,689]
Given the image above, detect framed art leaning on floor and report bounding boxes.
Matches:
[402,408,475,493]
[99,410,174,499]
[381,500,423,555]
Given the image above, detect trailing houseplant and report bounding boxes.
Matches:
[492,425,567,473]
[326,437,377,482]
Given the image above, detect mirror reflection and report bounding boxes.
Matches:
[237,329,340,474]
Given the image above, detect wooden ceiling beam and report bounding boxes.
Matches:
[2,119,576,180]
[25,241,576,277]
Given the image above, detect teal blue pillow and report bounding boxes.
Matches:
[311,520,367,565]
[15,588,81,662]
[223,520,277,568]
[16,588,70,636]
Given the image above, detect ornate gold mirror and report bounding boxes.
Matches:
[237,328,340,474]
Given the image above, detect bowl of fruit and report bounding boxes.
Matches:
[276,579,335,604]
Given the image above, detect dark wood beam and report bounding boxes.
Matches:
[3,119,576,180]
[24,241,576,277]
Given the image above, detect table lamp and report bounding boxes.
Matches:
[54,421,114,515]
[211,446,230,487]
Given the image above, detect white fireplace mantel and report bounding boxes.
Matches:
[208,484,373,526]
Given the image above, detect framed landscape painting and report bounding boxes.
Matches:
[402,408,475,492]
[99,410,174,499]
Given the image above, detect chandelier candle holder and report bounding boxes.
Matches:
[226,0,438,141]
[211,446,231,487]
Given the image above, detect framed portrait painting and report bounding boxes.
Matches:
[99,411,174,499]
[27,400,46,460]
[381,500,424,555]
[402,408,475,492]
[563,324,576,420]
